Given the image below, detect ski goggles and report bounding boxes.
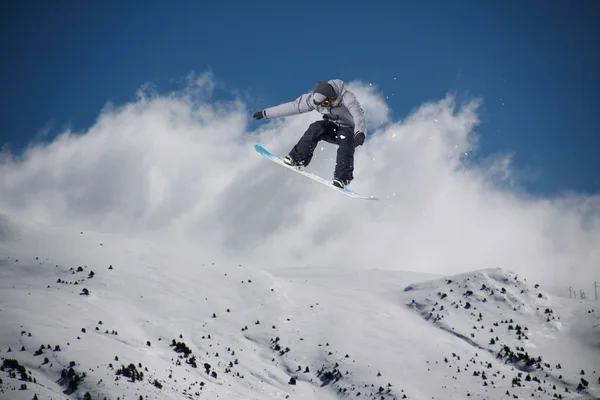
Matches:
[313,93,335,107]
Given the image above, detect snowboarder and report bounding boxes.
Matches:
[253,79,366,188]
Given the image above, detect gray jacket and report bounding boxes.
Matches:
[263,79,367,137]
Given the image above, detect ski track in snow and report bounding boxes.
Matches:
[0,214,598,400]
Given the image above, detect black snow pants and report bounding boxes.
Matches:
[288,120,356,181]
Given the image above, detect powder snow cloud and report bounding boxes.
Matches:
[1,72,598,293]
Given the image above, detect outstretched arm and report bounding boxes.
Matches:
[262,93,316,119]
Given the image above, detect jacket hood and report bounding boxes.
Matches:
[328,79,346,99]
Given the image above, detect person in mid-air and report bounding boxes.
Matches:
[253,79,366,189]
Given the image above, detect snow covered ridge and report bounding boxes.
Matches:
[403,269,600,399]
[0,215,599,400]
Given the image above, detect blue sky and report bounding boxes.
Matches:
[1,0,598,195]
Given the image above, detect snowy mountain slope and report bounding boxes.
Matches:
[401,269,600,399]
[1,214,598,400]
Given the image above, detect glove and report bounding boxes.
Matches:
[354,131,365,146]
[253,111,265,120]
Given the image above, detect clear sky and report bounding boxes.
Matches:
[1,0,599,195]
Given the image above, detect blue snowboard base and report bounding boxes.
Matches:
[254,144,379,200]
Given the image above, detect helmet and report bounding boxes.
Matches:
[312,81,336,106]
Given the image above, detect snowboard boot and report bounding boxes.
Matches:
[283,155,302,168]
[332,178,352,189]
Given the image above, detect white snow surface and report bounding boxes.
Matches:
[0,214,598,400]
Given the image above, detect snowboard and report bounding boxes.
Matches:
[254,144,379,200]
